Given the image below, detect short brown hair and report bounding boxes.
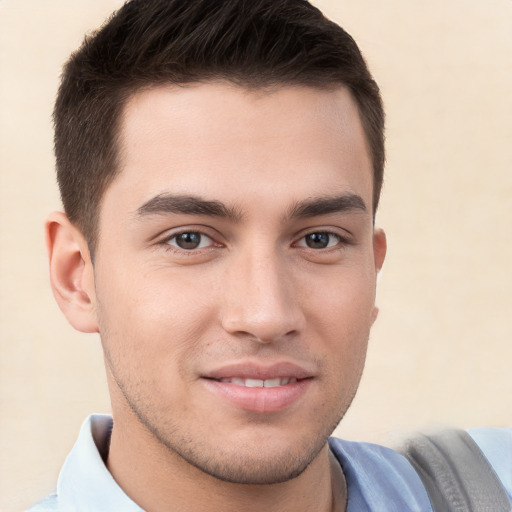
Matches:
[54,0,385,254]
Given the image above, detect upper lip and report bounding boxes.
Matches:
[203,361,314,381]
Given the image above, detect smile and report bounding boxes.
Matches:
[218,377,298,388]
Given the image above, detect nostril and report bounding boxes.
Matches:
[220,274,304,342]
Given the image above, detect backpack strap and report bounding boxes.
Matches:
[400,429,511,511]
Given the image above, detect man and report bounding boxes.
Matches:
[30,1,511,511]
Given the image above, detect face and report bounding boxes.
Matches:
[90,83,385,484]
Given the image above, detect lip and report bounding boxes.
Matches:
[201,361,314,413]
[204,361,314,381]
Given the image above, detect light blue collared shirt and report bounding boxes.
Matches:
[28,415,512,511]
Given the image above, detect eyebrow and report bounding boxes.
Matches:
[136,194,243,222]
[287,193,368,219]
[135,192,367,223]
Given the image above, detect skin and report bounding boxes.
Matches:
[47,82,386,512]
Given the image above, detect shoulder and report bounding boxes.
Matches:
[329,437,433,511]
[329,427,512,512]
[468,426,512,501]
[25,492,58,512]
[27,414,144,512]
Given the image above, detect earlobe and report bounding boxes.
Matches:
[46,211,99,333]
[370,305,379,325]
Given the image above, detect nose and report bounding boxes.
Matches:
[220,247,304,344]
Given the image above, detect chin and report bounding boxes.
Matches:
[149,416,341,486]
[177,442,322,485]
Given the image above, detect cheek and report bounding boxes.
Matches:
[304,265,376,328]
[302,268,374,383]
[95,267,220,371]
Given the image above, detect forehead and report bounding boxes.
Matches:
[108,82,373,215]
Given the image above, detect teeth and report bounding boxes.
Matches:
[219,377,297,387]
[245,378,264,388]
[263,378,281,388]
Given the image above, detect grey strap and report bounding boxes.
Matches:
[400,429,511,512]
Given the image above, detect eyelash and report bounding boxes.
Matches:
[160,229,350,254]
[294,231,349,250]
[162,230,218,253]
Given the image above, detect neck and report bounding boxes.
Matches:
[106,418,347,512]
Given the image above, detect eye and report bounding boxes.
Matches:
[166,231,214,250]
[297,232,341,249]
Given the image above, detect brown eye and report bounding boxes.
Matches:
[167,232,212,250]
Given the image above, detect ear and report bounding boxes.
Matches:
[373,228,387,274]
[370,228,387,325]
[46,211,99,333]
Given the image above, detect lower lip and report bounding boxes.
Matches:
[201,378,312,413]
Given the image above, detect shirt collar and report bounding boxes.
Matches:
[57,414,144,511]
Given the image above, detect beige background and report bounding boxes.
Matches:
[1,0,511,510]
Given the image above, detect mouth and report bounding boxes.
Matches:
[204,361,313,382]
[216,377,298,388]
[201,362,314,413]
